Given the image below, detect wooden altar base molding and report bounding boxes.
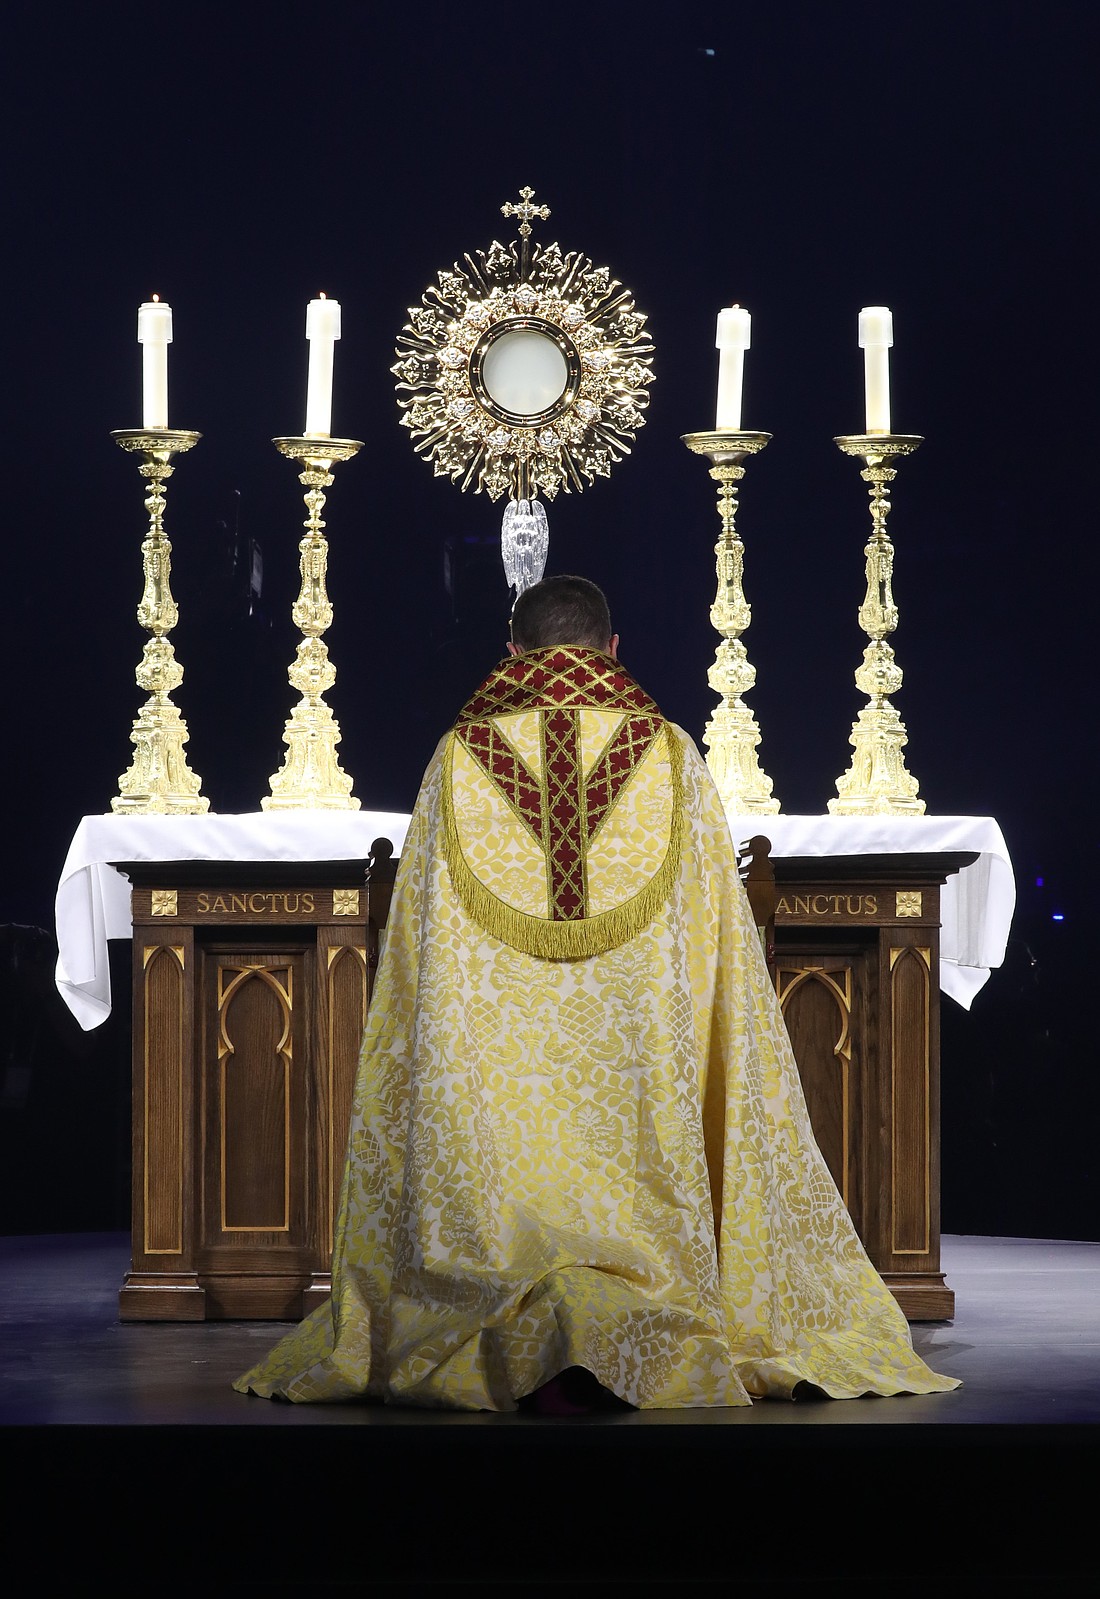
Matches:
[117,1274,334,1322]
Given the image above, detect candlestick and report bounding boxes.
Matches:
[305,294,341,437]
[263,433,364,809]
[109,427,209,813]
[680,428,780,816]
[858,306,892,434]
[715,305,751,430]
[829,432,925,815]
[137,297,172,430]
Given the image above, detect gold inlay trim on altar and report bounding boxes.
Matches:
[323,945,368,1251]
[325,944,368,971]
[776,962,853,1208]
[217,964,293,1234]
[889,944,932,970]
[142,944,186,1255]
[889,945,931,1255]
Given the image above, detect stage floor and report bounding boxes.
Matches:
[2,1231,1098,1428]
[2,1231,1097,1592]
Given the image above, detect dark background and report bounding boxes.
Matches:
[1,2,1095,1240]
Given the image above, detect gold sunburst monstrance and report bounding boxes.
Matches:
[392,190,655,518]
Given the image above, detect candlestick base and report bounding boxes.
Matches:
[262,435,364,811]
[262,671,359,811]
[110,428,209,815]
[828,433,925,817]
[681,430,779,817]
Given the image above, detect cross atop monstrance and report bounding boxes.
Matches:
[501,186,550,237]
[501,187,551,277]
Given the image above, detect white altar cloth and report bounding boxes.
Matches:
[726,812,1015,1010]
[54,812,413,1031]
[54,809,1013,1031]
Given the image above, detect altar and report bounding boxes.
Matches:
[56,812,1011,1029]
[56,813,411,1321]
[53,184,1020,1331]
[54,808,1013,1322]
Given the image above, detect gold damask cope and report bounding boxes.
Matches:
[234,731,959,1410]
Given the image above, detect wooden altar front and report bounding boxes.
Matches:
[115,845,396,1321]
[765,849,977,1321]
[115,838,973,1324]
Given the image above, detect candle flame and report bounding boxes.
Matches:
[319,291,327,300]
[152,293,160,302]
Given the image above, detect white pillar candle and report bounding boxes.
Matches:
[858,306,893,433]
[715,305,751,430]
[305,293,341,436]
[137,296,172,430]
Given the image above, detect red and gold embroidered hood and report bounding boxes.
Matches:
[441,645,684,959]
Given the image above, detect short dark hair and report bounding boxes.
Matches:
[510,574,613,652]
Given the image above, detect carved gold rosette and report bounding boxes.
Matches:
[392,191,655,502]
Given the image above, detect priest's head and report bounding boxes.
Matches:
[508,574,618,659]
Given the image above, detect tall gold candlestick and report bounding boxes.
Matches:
[110,428,209,814]
[681,429,779,816]
[829,433,925,815]
[263,436,364,810]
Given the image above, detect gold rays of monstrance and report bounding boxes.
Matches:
[391,186,655,600]
[107,191,927,819]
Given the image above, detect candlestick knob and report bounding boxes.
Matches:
[681,429,780,818]
[829,433,925,815]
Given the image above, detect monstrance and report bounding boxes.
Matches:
[392,187,655,599]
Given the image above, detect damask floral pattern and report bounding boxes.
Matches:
[234,725,959,1410]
